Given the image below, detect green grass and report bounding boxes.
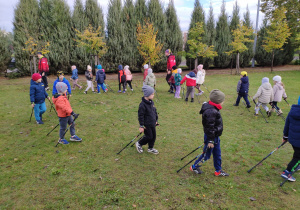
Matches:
[0,70,300,209]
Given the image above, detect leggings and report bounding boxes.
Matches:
[85,80,94,92]
[72,79,81,89]
[119,82,125,91]
[126,80,133,89]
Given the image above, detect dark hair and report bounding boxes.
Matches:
[172,65,177,70]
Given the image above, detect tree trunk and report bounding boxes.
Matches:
[194,58,198,69]
[33,56,37,73]
[30,58,33,76]
[236,52,240,74]
[271,50,274,72]
[230,54,233,75]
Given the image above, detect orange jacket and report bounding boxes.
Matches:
[52,94,73,118]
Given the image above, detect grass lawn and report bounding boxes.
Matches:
[0,69,300,209]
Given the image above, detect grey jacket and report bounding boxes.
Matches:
[273,83,287,102]
[145,73,156,88]
[253,82,274,104]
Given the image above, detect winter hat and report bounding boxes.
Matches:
[262,77,269,84]
[57,71,64,77]
[142,85,154,97]
[56,82,68,94]
[209,89,225,104]
[97,65,102,70]
[197,64,203,71]
[273,75,282,82]
[32,73,42,81]
[165,49,171,54]
[178,68,182,74]
[87,65,92,70]
[144,64,149,69]
[241,71,247,76]
[148,68,153,75]
[37,52,42,55]
[124,65,129,70]
[298,96,300,105]
[172,65,177,70]
[118,65,123,70]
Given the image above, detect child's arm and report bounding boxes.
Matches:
[30,86,36,107]
[57,98,73,116]
[203,111,217,144]
[180,76,186,85]
[253,86,262,100]
[66,80,72,95]
[236,80,241,93]
[283,113,290,141]
[52,80,57,95]
[138,103,145,132]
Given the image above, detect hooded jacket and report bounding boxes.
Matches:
[71,68,79,80]
[283,105,300,147]
[145,71,156,88]
[96,69,106,84]
[52,78,72,96]
[200,102,223,142]
[85,70,93,81]
[180,72,196,87]
[125,69,132,81]
[273,82,287,102]
[174,73,182,86]
[38,56,49,72]
[253,82,274,103]
[237,76,249,94]
[30,80,48,104]
[167,54,176,71]
[138,97,158,127]
[52,94,73,118]
[196,70,205,84]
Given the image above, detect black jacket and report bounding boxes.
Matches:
[96,69,106,84]
[200,102,223,142]
[138,97,158,127]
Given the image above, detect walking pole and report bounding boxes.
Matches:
[130,124,160,147]
[47,98,58,116]
[116,132,142,155]
[196,94,201,104]
[247,141,287,173]
[46,123,59,136]
[177,147,208,173]
[181,144,204,160]
[251,98,268,123]
[202,84,210,93]
[242,100,250,112]
[55,114,80,147]
[182,86,185,99]
[105,83,114,93]
[284,98,290,107]
[270,103,286,121]
[29,107,34,122]
[280,165,300,187]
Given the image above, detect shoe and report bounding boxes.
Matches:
[215,170,229,176]
[185,98,188,102]
[267,111,272,117]
[98,92,101,94]
[84,91,87,94]
[233,104,239,106]
[190,165,203,174]
[36,120,44,124]
[92,91,96,94]
[277,109,283,116]
[177,96,181,99]
[168,89,171,93]
[247,105,251,108]
[254,113,258,116]
[135,142,143,153]
[281,170,296,181]
[118,90,122,93]
[147,148,159,154]
[39,114,43,121]
[199,91,204,95]
[70,135,82,142]
[191,98,194,102]
[125,89,127,91]
[58,139,69,145]
[122,91,126,93]
[131,89,133,91]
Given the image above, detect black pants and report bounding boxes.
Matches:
[119,82,125,91]
[235,93,250,106]
[287,146,300,172]
[139,126,156,149]
[272,101,280,110]
[126,80,132,89]
[40,72,48,88]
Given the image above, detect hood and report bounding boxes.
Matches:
[148,73,155,78]
[241,76,249,84]
[275,82,284,90]
[188,72,196,78]
[289,105,300,120]
[98,69,104,74]
[200,102,215,114]
[261,82,272,90]
[142,97,153,105]
[30,79,39,86]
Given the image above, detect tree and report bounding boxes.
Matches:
[187,22,218,68]
[204,3,216,69]
[0,30,13,72]
[229,0,240,68]
[214,0,232,68]
[136,21,163,67]
[226,21,253,74]
[85,0,105,36]
[262,8,291,72]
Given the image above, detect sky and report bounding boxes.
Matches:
[0,0,264,33]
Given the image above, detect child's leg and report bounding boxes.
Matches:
[68,116,76,137]
[190,87,195,99]
[193,143,212,167]
[73,79,80,88]
[138,127,153,147]
[40,102,47,116]
[243,94,251,106]
[262,103,269,112]
[97,83,100,93]
[186,86,191,99]
[212,137,222,172]
[59,117,68,139]
[85,81,91,91]
[100,83,105,92]
[273,101,280,110]
[119,82,121,91]
[127,80,133,89]
[33,103,41,121]
[286,146,300,172]
[91,81,94,91]
[255,102,261,114]
[235,94,242,105]
[122,82,126,91]
[147,126,156,149]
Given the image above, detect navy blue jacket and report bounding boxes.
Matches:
[283,105,300,147]
[237,76,249,94]
[30,80,48,104]
[96,69,106,84]
[71,69,79,80]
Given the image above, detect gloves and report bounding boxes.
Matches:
[71,112,79,119]
[283,97,287,100]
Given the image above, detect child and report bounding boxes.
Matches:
[195,64,206,96]
[168,66,177,93]
[145,68,156,89]
[280,96,300,182]
[84,65,95,94]
[253,77,273,117]
[143,64,149,85]
[30,73,50,124]
[233,71,251,108]
[52,82,82,145]
[136,85,159,154]
[70,65,82,90]
[271,75,287,115]
[124,65,133,91]
[95,65,106,93]
[190,89,229,176]
[52,71,72,96]
[174,68,182,98]
[118,65,126,93]
[180,71,197,102]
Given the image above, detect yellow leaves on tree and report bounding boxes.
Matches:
[136,21,163,67]
[74,24,107,59]
[23,36,50,55]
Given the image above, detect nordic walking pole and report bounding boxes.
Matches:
[270,103,286,121]
[280,165,300,187]
[47,98,58,116]
[155,90,159,101]
[242,100,250,112]
[46,123,59,136]
[181,144,204,160]
[196,94,201,104]
[284,98,290,107]
[117,132,142,154]
[252,98,268,123]
[130,124,159,147]
[182,86,185,99]
[247,141,287,173]
[55,114,79,147]
[29,107,34,122]
[177,147,208,173]
[202,84,210,93]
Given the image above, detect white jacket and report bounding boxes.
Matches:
[196,70,205,84]
[253,82,274,104]
[273,83,287,102]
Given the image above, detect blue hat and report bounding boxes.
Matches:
[298,96,300,105]
[97,65,102,70]
[118,65,123,70]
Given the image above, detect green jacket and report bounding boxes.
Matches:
[174,73,182,86]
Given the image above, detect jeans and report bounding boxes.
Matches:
[236,93,250,106]
[97,83,106,93]
[34,102,47,121]
[59,116,75,139]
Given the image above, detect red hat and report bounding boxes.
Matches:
[32,73,42,81]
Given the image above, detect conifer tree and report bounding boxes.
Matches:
[229,0,240,68]
[214,0,231,68]
[13,0,39,75]
[0,31,13,72]
[85,0,105,36]
[204,3,216,69]
[165,0,183,66]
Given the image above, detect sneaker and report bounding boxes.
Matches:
[147,148,159,154]
[185,98,188,102]
[70,135,82,142]
[98,92,101,94]
[190,165,203,174]
[118,90,122,93]
[247,105,251,108]
[92,91,97,94]
[254,113,258,116]
[84,91,87,94]
[131,89,133,91]
[168,89,171,93]
[122,91,126,93]
[199,91,204,95]
[135,142,143,153]
[233,104,239,106]
[281,170,296,181]
[215,170,229,176]
[125,89,127,91]
[267,111,272,117]
[36,120,44,124]
[40,114,43,121]
[191,98,194,102]
[58,139,69,145]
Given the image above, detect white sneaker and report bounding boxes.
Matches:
[135,142,143,153]
[147,148,159,154]
[199,91,204,95]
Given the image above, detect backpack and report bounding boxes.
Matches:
[121,70,126,83]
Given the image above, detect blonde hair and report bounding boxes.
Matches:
[87,65,92,70]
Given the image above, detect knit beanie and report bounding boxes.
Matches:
[273,75,281,82]
[197,64,203,71]
[178,68,182,74]
[142,85,154,97]
[148,68,153,75]
[241,71,247,76]
[56,82,68,94]
[144,64,149,69]
[57,71,64,77]
[262,77,269,84]
[298,96,300,105]
[165,49,171,54]
[172,65,177,70]
[32,73,42,81]
[118,65,123,70]
[97,65,102,70]
[87,65,92,70]
[209,89,225,104]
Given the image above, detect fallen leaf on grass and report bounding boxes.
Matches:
[210,199,214,203]
[293,189,296,192]
[19,132,23,134]
[99,176,103,180]
[69,157,76,160]
[132,204,137,208]
[250,197,256,201]
[115,159,119,161]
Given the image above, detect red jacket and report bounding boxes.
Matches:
[180,72,197,87]
[143,68,148,80]
[167,54,176,71]
[52,95,73,118]
[38,56,49,72]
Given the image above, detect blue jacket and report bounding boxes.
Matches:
[52,78,72,95]
[96,69,106,84]
[30,80,48,104]
[237,76,249,94]
[71,69,78,80]
[283,105,300,147]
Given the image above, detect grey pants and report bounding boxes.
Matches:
[186,86,194,99]
[59,116,75,139]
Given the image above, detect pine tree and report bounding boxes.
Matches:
[0,31,12,72]
[13,0,39,75]
[165,0,183,67]
[204,3,216,69]
[214,0,232,68]
[85,0,105,36]
[229,0,240,68]
[106,0,124,72]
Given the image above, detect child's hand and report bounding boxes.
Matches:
[139,127,144,133]
[31,104,35,108]
[208,143,214,148]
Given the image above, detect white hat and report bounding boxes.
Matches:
[144,64,149,69]
[273,75,282,82]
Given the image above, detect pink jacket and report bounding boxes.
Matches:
[125,69,132,81]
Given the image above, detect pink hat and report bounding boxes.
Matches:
[32,73,42,81]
